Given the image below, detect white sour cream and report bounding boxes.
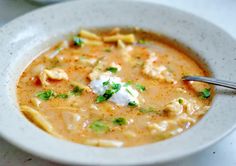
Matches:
[89,73,139,106]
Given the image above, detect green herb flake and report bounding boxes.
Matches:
[106,67,118,73]
[139,107,155,113]
[111,82,121,92]
[113,117,127,126]
[70,86,83,96]
[104,48,111,52]
[178,98,184,104]
[137,39,146,44]
[56,94,69,99]
[135,84,146,92]
[103,89,114,100]
[124,81,132,87]
[199,88,211,99]
[73,36,84,46]
[36,90,54,101]
[128,101,138,107]
[89,120,109,133]
[102,80,110,86]
[126,88,133,96]
[96,95,106,103]
[96,82,121,103]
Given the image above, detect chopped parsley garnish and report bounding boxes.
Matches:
[199,88,211,99]
[128,101,138,107]
[113,117,127,126]
[135,84,146,92]
[126,88,133,96]
[103,80,110,86]
[139,107,155,113]
[137,39,146,44]
[110,82,121,92]
[106,67,118,73]
[36,90,54,101]
[89,120,109,133]
[36,87,82,101]
[73,36,84,46]
[96,95,106,103]
[178,98,184,104]
[102,89,114,100]
[96,82,121,103]
[104,48,111,52]
[56,94,69,99]
[124,81,132,87]
[70,86,83,96]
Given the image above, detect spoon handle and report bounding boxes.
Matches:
[182,76,236,90]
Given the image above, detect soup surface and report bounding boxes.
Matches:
[17,28,212,147]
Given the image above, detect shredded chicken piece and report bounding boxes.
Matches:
[88,60,107,80]
[39,71,48,86]
[80,57,98,65]
[164,98,200,116]
[179,98,200,115]
[177,113,196,124]
[45,68,68,80]
[164,99,183,116]
[143,52,176,84]
[185,100,200,115]
[39,68,68,86]
[147,121,169,135]
[70,80,91,92]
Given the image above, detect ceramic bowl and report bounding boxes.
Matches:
[0,0,236,165]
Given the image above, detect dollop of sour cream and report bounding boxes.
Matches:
[89,73,139,106]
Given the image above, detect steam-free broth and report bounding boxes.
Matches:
[17,28,212,147]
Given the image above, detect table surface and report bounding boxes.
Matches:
[0,0,236,165]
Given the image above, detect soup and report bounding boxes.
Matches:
[17,28,212,147]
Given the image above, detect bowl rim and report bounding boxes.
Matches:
[0,0,236,165]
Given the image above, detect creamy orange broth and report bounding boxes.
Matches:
[17,28,212,147]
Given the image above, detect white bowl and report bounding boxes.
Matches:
[0,0,236,165]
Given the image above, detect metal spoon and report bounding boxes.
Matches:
[182,76,236,90]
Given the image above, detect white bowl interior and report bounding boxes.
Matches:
[0,0,236,165]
